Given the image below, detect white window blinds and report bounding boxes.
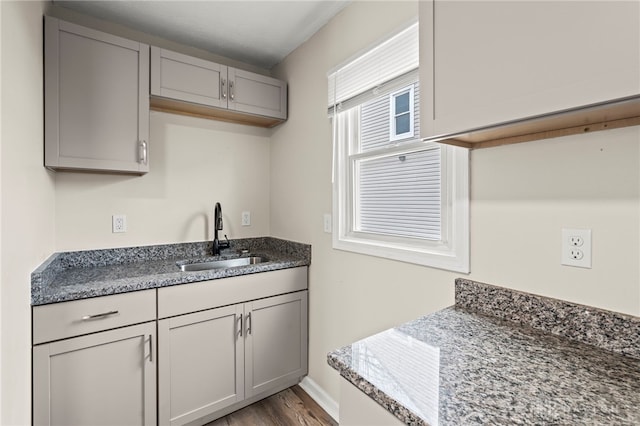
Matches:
[328,22,419,113]
[355,147,441,240]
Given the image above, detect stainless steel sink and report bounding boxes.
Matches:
[179,256,267,272]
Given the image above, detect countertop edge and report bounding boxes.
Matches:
[32,237,311,306]
[328,349,427,426]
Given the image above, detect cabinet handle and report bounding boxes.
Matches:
[221,78,227,100]
[246,312,252,335]
[229,81,235,101]
[237,314,243,338]
[139,140,148,165]
[81,310,119,321]
[149,334,153,363]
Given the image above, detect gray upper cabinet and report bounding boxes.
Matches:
[150,47,287,127]
[420,0,640,139]
[227,67,287,120]
[44,17,150,174]
[151,47,228,109]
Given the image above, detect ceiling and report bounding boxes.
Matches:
[55,0,351,70]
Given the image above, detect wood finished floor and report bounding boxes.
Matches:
[206,385,337,426]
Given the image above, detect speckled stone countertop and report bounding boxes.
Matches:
[32,237,310,306]
[328,279,640,425]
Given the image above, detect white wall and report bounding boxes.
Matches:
[271,0,640,403]
[1,2,56,424]
[55,112,271,251]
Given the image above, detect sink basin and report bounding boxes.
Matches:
[179,256,268,272]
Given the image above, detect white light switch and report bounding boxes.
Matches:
[323,214,332,233]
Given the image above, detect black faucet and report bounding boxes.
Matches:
[213,202,230,256]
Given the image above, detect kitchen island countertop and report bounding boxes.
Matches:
[328,279,640,425]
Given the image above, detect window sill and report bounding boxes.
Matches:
[333,234,469,273]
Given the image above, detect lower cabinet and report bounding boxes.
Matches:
[158,290,308,426]
[32,322,157,426]
[158,304,245,425]
[32,268,308,426]
[244,292,308,398]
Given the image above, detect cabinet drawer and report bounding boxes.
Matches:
[158,267,308,319]
[33,290,156,345]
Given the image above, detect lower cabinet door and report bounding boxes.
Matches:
[244,291,308,398]
[158,304,244,426]
[32,322,156,426]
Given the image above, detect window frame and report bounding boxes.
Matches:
[389,86,415,141]
[332,105,470,273]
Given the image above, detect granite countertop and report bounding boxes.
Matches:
[328,279,640,425]
[31,237,311,306]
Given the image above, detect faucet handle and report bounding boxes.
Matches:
[221,234,231,249]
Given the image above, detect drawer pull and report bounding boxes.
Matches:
[81,310,119,321]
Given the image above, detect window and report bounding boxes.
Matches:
[390,86,414,141]
[328,22,469,273]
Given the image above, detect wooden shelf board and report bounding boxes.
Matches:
[430,95,640,149]
[150,97,284,128]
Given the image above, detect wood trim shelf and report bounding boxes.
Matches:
[150,96,285,128]
[427,95,640,149]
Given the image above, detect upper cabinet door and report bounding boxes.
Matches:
[44,17,150,174]
[420,1,640,137]
[151,47,228,108]
[228,68,288,120]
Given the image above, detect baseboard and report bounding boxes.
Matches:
[299,376,339,423]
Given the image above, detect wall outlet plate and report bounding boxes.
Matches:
[561,228,591,268]
[241,211,251,226]
[112,214,127,233]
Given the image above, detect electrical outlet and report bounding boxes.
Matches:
[112,214,127,233]
[561,228,591,268]
[568,235,584,247]
[323,213,332,233]
[241,211,251,226]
